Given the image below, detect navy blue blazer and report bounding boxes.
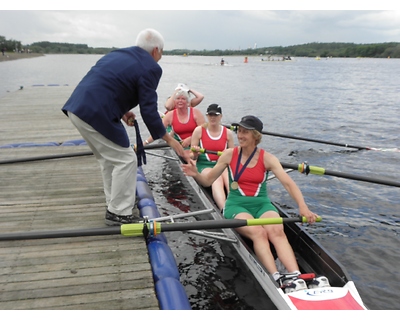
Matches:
[62,46,166,147]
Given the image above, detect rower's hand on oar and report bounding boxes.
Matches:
[190,146,201,160]
[299,206,319,224]
[180,137,191,148]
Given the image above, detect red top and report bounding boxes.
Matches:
[172,107,198,141]
[229,147,267,197]
[199,126,228,162]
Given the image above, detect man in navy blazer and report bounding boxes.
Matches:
[62,28,187,226]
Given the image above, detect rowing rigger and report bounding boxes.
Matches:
[0,216,320,241]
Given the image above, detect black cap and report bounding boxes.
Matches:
[206,104,222,115]
[231,115,263,133]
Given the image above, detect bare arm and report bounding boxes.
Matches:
[166,87,204,111]
[144,112,172,145]
[193,108,206,126]
[180,109,206,148]
[182,148,233,187]
[188,88,204,107]
[266,152,319,223]
[226,128,235,148]
[189,126,202,160]
[164,92,176,111]
[163,131,190,163]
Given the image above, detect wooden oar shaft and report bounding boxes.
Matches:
[0,217,315,241]
[0,142,170,165]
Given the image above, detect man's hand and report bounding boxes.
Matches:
[122,111,136,126]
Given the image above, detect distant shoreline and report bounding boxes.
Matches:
[0,52,45,62]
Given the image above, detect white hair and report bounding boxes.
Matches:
[135,28,164,54]
[174,90,190,101]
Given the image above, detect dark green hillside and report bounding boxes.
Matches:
[2,35,399,58]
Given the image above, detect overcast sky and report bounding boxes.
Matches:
[1,3,400,50]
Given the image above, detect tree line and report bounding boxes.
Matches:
[172,42,400,58]
[1,35,399,58]
[0,36,115,55]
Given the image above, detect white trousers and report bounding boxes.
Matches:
[68,112,137,216]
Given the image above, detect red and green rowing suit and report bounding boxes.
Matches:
[171,107,197,143]
[224,147,278,219]
[196,126,228,172]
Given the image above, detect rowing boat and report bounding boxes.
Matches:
[165,149,368,310]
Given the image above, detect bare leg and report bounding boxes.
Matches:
[211,176,226,210]
[201,168,226,210]
[221,168,230,195]
[235,213,279,274]
[236,211,300,274]
[267,227,299,272]
[260,211,299,272]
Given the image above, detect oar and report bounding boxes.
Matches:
[194,148,400,188]
[0,216,320,241]
[145,151,179,161]
[192,147,223,156]
[223,124,399,152]
[280,162,400,188]
[0,142,170,165]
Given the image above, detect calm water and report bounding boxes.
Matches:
[1,54,399,310]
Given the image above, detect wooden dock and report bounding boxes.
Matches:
[0,86,159,310]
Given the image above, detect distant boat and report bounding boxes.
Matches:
[204,62,234,67]
[261,56,293,62]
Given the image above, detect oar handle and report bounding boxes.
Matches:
[247,216,322,226]
[191,147,223,156]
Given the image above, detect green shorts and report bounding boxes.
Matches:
[223,193,278,219]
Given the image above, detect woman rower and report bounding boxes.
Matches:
[182,115,320,292]
[144,89,205,148]
[164,83,204,112]
[191,104,235,210]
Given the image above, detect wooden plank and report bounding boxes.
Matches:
[0,87,159,310]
